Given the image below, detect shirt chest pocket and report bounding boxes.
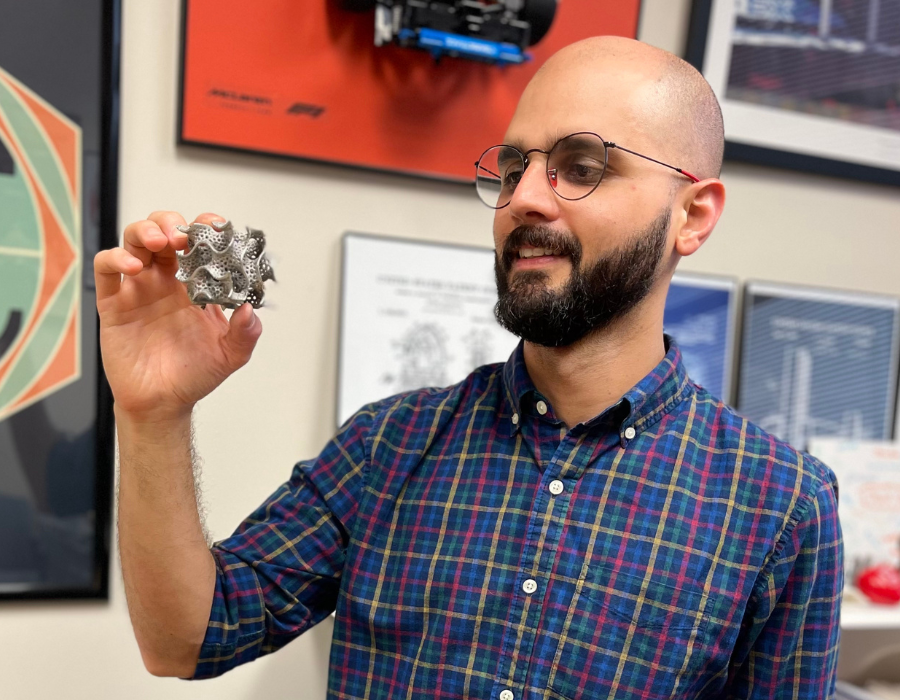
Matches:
[546,566,708,700]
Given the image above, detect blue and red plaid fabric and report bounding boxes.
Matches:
[191,336,842,699]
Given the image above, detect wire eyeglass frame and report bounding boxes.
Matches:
[474,131,700,209]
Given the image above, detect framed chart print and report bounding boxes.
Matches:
[686,0,900,186]
[179,0,642,182]
[0,0,120,599]
[737,282,900,452]
[664,272,739,405]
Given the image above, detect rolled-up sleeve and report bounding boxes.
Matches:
[726,469,843,699]
[189,402,380,680]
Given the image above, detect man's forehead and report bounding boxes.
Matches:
[503,64,661,151]
[501,128,595,152]
[502,104,637,151]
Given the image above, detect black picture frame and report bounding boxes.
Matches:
[0,0,121,600]
[176,0,643,184]
[686,0,900,187]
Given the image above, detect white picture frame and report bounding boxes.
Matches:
[686,0,900,185]
[337,232,520,428]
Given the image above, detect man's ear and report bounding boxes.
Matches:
[673,179,726,257]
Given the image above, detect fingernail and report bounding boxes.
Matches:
[243,306,257,329]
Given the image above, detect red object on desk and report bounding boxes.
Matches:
[857,564,900,605]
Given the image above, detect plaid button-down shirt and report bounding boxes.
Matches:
[192,337,843,699]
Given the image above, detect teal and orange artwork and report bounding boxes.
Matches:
[0,65,81,421]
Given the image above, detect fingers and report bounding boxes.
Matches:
[94,248,143,300]
[147,210,190,251]
[97,210,231,308]
[120,220,164,266]
[143,210,192,259]
[222,303,262,369]
[122,211,188,266]
[192,212,227,228]
[228,303,260,335]
[110,210,226,282]
[120,211,225,270]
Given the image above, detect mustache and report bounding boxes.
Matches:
[499,225,581,269]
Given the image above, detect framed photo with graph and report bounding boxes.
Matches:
[664,272,739,405]
[0,0,120,599]
[686,0,900,186]
[737,281,900,452]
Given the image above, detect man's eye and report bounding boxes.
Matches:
[503,170,523,187]
[564,162,602,181]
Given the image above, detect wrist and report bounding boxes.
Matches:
[115,403,194,439]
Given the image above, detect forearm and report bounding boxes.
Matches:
[116,405,216,678]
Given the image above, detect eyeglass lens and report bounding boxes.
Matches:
[475,133,608,209]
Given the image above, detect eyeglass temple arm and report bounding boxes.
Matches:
[475,161,502,179]
[606,143,701,183]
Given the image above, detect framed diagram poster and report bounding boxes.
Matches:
[179,0,642,182]
[0,1,120,599]
[686,0,900,186]
[664,272,738,405]
[737,282,900,452]
[338,232,520,427]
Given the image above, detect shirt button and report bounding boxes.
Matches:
[500,691,515,700]
[536,400,548,415]
[522,578,537,594]
[549,480,564,495]
[512,413,519,425]
[624,426,636,440]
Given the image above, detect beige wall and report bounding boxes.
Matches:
[3,0,899,697]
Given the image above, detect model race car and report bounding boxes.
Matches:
[340,0,559,66]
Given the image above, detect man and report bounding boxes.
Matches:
[95,37,842,699]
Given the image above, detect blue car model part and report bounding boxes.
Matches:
[399,27,527,65]
[342,0,558,66]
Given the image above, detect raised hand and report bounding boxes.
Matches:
[94,211,263,422]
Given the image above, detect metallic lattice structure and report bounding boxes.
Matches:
[175,220,275,309]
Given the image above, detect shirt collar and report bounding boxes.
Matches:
[499,335,694,441]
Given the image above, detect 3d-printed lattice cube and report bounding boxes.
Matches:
[175,220,275,309]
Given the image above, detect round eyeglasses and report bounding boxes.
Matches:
[474,131,700,209]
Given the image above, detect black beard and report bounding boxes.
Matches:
[493,210,670,348]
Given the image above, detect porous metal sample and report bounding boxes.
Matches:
[175,220,275,309]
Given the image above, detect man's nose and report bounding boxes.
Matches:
[507,157,561,223]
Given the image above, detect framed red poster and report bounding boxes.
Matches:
[179,0,642,182]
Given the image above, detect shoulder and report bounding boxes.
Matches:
[685,384,838,520]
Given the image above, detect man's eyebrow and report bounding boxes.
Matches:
[504,131,580,153]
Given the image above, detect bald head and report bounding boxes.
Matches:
[520,37,724,181]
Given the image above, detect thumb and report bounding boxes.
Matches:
[223,303,262,369]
